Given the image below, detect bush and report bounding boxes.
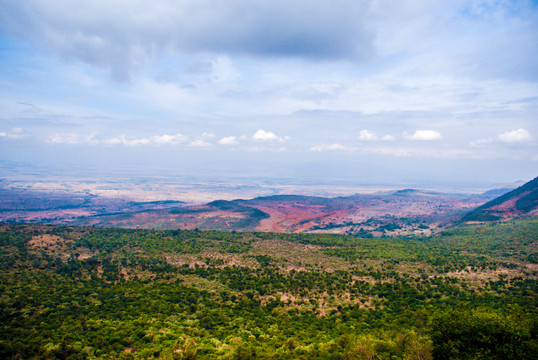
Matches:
[430,309,538,360]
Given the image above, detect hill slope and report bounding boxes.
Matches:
[69,190,486,236]
[462,176,538,222]
[0,221,536,359]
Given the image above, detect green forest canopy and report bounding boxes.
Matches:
[0,220,536,359]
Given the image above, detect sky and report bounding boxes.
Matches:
[1,0,537,189]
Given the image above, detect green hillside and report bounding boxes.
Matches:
[462,176,538,222]
[0,221,537,359]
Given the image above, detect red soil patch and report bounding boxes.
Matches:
[487,190,531,218]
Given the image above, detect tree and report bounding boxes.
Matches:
[430,309,537,360]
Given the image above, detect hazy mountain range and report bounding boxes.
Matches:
[2,177,536,236]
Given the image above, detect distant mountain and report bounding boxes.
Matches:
[480,188,516,199]
[479,180,525,199]
[391,189,442,197]
[63,190,487,236]
[2,184,502,235]
[462,176,538,222]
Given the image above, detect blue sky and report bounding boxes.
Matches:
[1,0,537,188]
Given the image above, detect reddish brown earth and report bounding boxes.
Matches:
[63,191,489,236]
[487,191,531,216]
[5,180,532,236]
[237,192,485,235]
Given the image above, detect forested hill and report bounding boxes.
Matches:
[462,176,538,222]
[1,221,537,359]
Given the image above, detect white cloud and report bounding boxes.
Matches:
[358,130,378,141]
[48,133,99,145]
[381,135,395,141]
[497,128,531,143]
[252,129,283,142]
[470,138,493,147]
[128,138,151,146]
[201,132,216,139]
[365,146,480,159]
[103,136,125,145]
[5,128,24,139]
[218,136,239,145]
[403,130,442,141]
[248,146,287,152]
[120,136,150,146]
[0,128,25,140]
[152,133,187,144]
[103,133,186,146]
[189,139,213,148]
[310,143,348,151]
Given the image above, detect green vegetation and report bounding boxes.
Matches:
[205,201,270,229]
[462,176,538,222]
[431,309,537,359]
[208,201,269,221]
[0,220,536,359]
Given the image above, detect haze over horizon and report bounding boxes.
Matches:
[1,1,537,189]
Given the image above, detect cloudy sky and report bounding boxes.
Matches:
[1,0,537,188]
